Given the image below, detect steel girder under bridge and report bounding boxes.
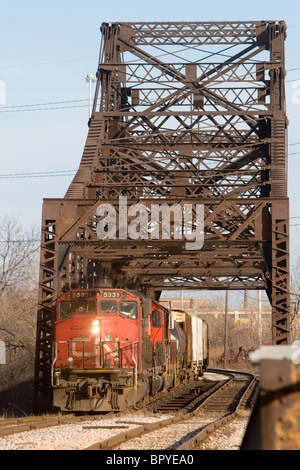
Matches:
[34,21,290,409]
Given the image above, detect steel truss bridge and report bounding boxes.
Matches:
[34,21,290,409]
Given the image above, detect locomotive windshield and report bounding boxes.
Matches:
[99,300,118,313]
[77,300,96,314]
[58,301,76,320]
[58,299,96,319]
[119,301,138,320]
[58,297,138,319]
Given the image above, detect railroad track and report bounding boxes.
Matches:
[0,414,105,438]
[0,378,216,439]
[177,369,259,450]
[83,369,259,450]
[145,378,220,414]
[0,369,258,450]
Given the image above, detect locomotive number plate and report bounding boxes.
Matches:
[75,291,94,298]
[102,291,121,298]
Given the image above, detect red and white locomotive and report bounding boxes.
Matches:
[52,287,208,412]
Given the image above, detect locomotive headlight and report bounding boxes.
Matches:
[92,320,100,334]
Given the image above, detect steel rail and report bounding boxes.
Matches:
[82,370,256,450]
[176,369,258,450]
[0,414,104,438]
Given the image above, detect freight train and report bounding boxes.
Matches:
[52,288,208,412]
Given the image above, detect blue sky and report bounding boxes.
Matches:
[1,0,300,274]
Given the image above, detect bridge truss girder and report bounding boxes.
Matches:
[34,21,290,410]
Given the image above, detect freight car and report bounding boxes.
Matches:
[170,309,209,378]
[51,288,208,412]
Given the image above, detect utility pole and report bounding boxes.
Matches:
[244,290,249,310]
[85,74,96,118]
[224,290,229,369]
[258,290,262,345]
[0,341,6,365]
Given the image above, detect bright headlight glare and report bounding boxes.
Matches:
[92,326,100,334]
[92,320,99,326]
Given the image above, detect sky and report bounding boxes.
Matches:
[0,0,300,301]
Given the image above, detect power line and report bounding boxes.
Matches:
[0,57,96,71]
[0,238,40,243]
[0,104,88,113]
[287,67,300,72]
[0,99,89,109]
[0,97,91,114]
[0,170,76,179]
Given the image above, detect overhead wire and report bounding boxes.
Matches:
[0,103,89,113]
[0,170,76,179]
[0,98,89,109]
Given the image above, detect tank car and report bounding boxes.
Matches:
[51,288,208,413]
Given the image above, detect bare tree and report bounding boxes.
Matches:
[0,216,40,296]
[0,216,40,415]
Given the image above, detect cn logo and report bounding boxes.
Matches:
[103,340,119,357]
[71,338,95,357]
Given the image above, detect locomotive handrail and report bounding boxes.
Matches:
[52,340,77,386]
[51,341,72,387]
[132,341,138,387]
[52,339,139,383]
[51,341,58,387]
